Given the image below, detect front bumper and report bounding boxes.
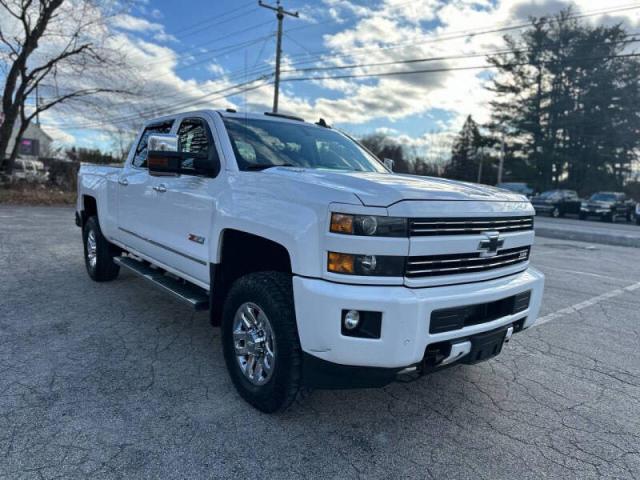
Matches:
[533,204,553,213]
[293,267,544,370]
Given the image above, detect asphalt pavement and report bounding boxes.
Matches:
[1,206,639,479]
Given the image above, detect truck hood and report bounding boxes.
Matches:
[264,168,527,207]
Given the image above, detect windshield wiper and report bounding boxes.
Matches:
[244,163,298,171]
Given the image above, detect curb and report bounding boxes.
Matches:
[535,226,640,248]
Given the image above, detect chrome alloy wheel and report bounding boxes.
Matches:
[87,229,97,269]
[232,302,276,386]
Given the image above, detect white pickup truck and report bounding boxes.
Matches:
[76,110,544,412]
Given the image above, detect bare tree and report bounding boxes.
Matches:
[0,0,135,173]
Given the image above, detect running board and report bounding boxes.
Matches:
[114,256,209,311]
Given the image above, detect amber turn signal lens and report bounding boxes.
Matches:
[327,252,355,274]
[330,213,354,234]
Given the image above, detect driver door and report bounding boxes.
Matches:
[148,115,221,285]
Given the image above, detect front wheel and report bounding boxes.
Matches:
[551,207,561,218]
[83,216,120,281]
[221,272,302,413]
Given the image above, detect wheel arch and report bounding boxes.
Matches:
[210,229,293,326]
[81,194,98,226]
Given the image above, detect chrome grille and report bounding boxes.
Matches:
[406,247,530,278]
[409,216,534,236]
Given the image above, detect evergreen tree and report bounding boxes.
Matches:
[486,8,640,194]
[445,115,484,182]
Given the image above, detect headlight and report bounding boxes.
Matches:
[327,252,405,276]
[330,213,407,237]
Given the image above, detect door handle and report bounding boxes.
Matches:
[153,184,167,193]
[118,178,129,186]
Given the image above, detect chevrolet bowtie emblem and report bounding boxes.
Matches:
[478,231,504,257]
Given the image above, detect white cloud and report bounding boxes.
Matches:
[111,14,164,32]
[207,63,226,75]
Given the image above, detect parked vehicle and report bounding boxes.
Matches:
[531,189,582,218]
[496,182,535,198]
[579,192,633,222]
[76,110,545,412]
[5,158,49,183]
[635,203,640,226]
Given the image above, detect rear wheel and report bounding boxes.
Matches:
[221,272,302,413]
[83,216,120,282]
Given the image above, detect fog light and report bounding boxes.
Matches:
[343,310,360,330]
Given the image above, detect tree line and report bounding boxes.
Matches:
[363,8,640,197]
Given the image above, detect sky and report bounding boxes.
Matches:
[10,0,640,156]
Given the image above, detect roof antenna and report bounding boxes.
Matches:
[316,118,330,128]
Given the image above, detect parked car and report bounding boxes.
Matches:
[531,189,582,218]
[497,182,535,198]
[579,192,633,222]
[635,203,640,226]
[76,110,545,412]
[11,158,48,183]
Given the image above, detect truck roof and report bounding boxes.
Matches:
[144,109,325,128]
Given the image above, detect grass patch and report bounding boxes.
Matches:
[0,185,76,205]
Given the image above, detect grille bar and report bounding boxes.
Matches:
[406,247,530,277]
[409,216,533,236]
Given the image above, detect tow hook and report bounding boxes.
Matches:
[440,340,472,366]
[504,326,514,343]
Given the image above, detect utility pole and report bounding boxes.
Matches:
[259,0,298,113]
[497,134,505,184]
[35,84,40,125]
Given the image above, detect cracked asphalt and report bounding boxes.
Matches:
[1,205,639,479]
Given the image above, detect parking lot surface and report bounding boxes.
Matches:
[1,206,639,479]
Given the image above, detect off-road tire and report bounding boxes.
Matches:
[83,216,120,282]
[221,271,302,413]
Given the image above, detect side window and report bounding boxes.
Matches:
[177,118,213,172]
[132,121,173,168]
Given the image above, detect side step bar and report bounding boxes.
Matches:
[114,256,209,311]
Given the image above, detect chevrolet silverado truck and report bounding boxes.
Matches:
[76,110,545,412]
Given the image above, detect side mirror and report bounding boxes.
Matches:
[383,158,394,171]
[147,134,216,177]
[148,134,180,176]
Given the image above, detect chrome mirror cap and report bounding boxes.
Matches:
[148,134,178,153]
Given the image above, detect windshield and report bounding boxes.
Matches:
[223,117,388,173]
[538,190,562,200]
[590,193,617,202]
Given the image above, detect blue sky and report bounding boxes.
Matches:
[19,0,640,156]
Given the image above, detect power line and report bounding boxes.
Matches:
[281,3,640,69]
[48,75,274,130]
[279,52,640,83]
[45,4,640,130]
[279,35,640,75]
[130,2,640,102]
